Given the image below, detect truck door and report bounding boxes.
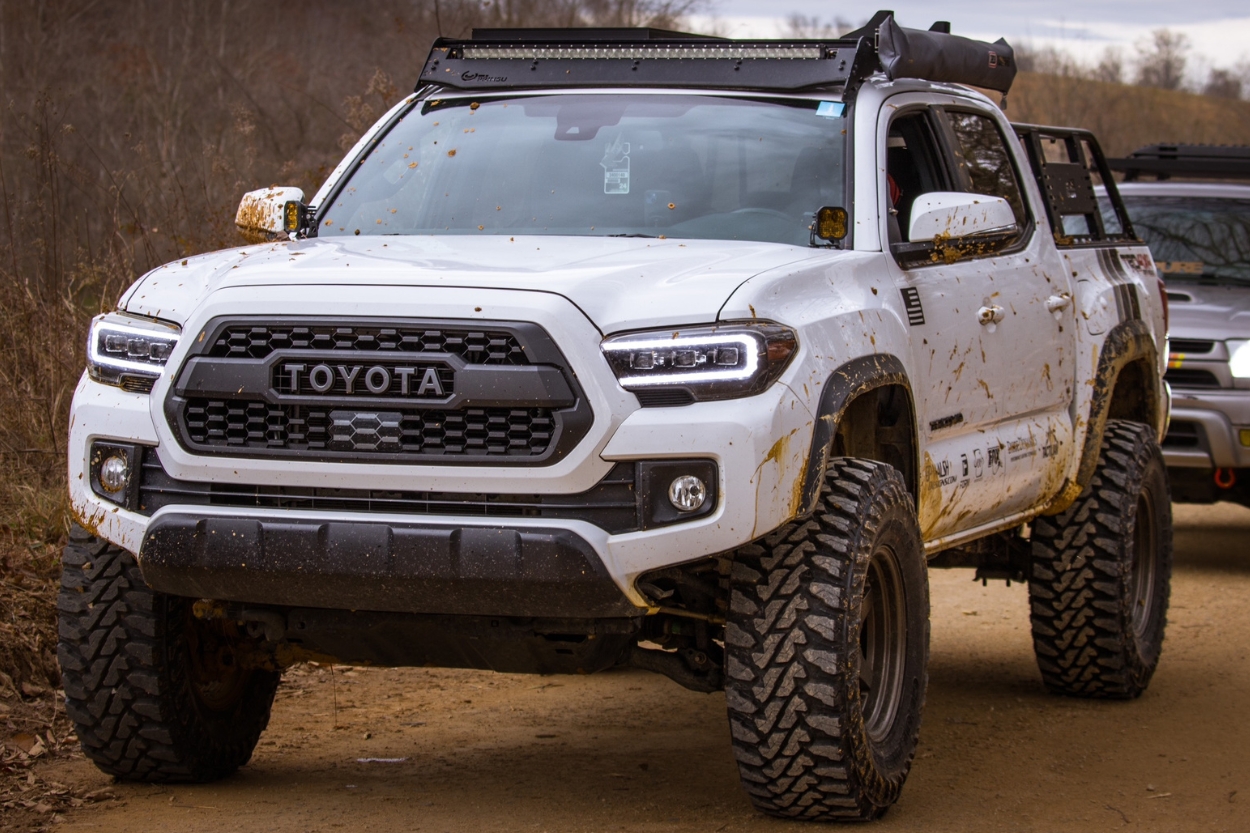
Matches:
[879,97,1077,542]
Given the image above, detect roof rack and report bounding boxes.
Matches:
[1107,144,1250,181]
[1013,123,1137,247]
[415,10,1016,97]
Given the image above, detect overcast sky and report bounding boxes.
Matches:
[690,2,1250,79]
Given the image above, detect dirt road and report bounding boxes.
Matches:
[31,503,1250,832]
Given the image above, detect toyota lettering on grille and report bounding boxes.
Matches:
[280,362,448,397]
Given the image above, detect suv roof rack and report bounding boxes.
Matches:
[1107,144,1250,181]
[416,10,1016,98]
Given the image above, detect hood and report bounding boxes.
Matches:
[1165,281,1250,341]
[120,236,822,333]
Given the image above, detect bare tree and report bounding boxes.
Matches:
[1135,29,1190,91]
[1091,47,1125,84]
[1204,68,1243,100]
[785,14,854,39]
[1015,44,1081,78]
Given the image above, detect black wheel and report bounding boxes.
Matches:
[57,526,280,782]
[725,459,929,821]
[1029,420,1173,698]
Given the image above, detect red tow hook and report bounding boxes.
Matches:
[1214,468,1237,490]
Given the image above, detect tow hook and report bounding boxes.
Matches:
[1214,468,1237,490]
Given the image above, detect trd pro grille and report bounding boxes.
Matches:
[165,317,589,465]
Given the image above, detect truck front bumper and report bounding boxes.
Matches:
[70,365,815,613]
[1163,389,1250,469]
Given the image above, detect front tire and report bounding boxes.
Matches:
[725,459,929,821]
[57,527,280,782]
[1029,420,1173,698]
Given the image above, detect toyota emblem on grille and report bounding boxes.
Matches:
[280,362,449,397]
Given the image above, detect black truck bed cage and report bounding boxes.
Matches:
[417,10,1016,97]
[1107,144,1250,181]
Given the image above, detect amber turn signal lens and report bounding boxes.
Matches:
[815,206,847,240]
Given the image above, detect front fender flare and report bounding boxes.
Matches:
[797,353,912,516]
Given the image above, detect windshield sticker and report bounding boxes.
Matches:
[601,136,631,194]
[815,101,846,119]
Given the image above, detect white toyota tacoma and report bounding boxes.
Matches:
[59,12,1172,821]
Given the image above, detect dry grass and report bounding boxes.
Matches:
[1009,71,1250,153]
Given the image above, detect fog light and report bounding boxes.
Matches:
[668,475,707,512]
[98,455,130,493]
[1241,428,1250,448]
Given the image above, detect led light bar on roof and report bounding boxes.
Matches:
[416,11,1018,95]
[460,45,824,60]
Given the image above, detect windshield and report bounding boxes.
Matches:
[1118,196,1250,284]
[319,93,848,247]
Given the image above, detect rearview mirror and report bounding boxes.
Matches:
[236,186,306,243]
[907,192,1017,244]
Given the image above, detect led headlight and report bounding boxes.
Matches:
[602,323,797,402]
[87,312,181,390]
[1230,340,1250,379]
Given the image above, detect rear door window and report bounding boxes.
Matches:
[942,110,1029,233]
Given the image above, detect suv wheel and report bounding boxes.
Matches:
[57,527,280,781]
[1029,420,1173,698]
[725,459,928,821]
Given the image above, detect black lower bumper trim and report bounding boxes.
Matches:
[139,514,640,618]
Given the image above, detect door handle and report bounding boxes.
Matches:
[977,305,1004,325]
[1045,294,1072,313]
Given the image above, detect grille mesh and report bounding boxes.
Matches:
[209,324,527,364]
[182,399,555,456]
[1164,368,1222,389]
[138,450,641,533]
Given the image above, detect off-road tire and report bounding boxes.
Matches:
[725,459,929,821]
[57,526,281,781]
[1029,420,1173,698]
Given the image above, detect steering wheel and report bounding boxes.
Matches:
[729,207,792,221]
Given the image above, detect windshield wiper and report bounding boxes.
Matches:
[607,233,658,238]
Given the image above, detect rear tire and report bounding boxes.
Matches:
[57,527,280,781]
[1029,420,1173,698]
[725,459,929,821]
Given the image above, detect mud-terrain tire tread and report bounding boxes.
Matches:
[1029,419,1173,699]
[725,458,928,821]
[57,528,280,781]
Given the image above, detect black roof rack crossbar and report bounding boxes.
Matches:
[416,10,1016,97]
[1107,144,1250,181]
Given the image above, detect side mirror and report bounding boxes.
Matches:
[907,192,1017,244]
[236,186,306,243]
